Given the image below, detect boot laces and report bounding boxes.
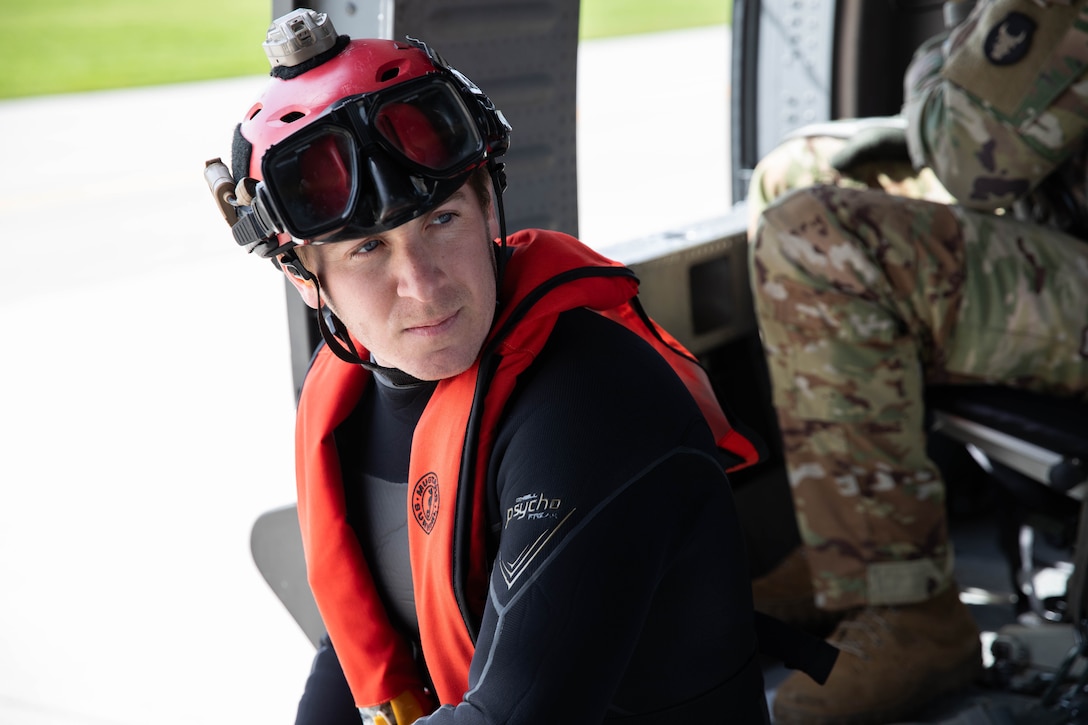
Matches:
[833,607,893,660]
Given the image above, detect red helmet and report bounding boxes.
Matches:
[217,9,510,258]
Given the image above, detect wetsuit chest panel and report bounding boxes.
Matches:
[338,377,435,638]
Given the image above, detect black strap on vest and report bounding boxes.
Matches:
[603,652,771,724]
[754,611,839,685]
[599,617,836,722]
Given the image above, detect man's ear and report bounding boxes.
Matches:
[280,256,320,309]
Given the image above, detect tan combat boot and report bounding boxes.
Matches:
[751,547,844,635]
[772,585,982,725]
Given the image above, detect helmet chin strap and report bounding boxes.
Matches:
[316,299,425,386]
[286,251,426,387]
[316,299,367,366]
[280,249,368,366]
[488,159,509,303]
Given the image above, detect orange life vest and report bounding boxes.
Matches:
[294,229,761,709]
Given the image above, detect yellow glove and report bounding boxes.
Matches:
[358,688,430,725]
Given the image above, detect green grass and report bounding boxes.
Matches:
[1,0,731,100]
[4,0,270,99]
[580,0,730,40]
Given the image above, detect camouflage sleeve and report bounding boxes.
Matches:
[904,0,1088,211]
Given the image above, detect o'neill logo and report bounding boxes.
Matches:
[412,472,440,534]
[506,492,563,528]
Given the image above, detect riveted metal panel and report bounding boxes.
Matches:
[731,0,945,205]
[272,0,394,38]
[391,0,580,236]
[731,0,835,203]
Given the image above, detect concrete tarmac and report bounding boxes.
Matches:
[0,27,730,725]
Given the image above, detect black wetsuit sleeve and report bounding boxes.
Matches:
[294,634,363,725]
[419,309,761,724]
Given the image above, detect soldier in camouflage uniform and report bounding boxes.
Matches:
[747,1,1088,722]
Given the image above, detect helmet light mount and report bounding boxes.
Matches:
[263,9,338,68]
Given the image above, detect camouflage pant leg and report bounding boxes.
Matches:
[745,130,954,237]
[946,208,1088,389]
[750,184,1088,610]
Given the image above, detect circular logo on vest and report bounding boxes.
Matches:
[984,12,1036,66]
[412,472,440,534]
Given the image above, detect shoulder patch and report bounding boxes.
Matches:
[984,12,1037,66]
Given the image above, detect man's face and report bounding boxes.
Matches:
[290,184,497,381]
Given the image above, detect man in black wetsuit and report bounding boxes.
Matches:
[205,9,774,724]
